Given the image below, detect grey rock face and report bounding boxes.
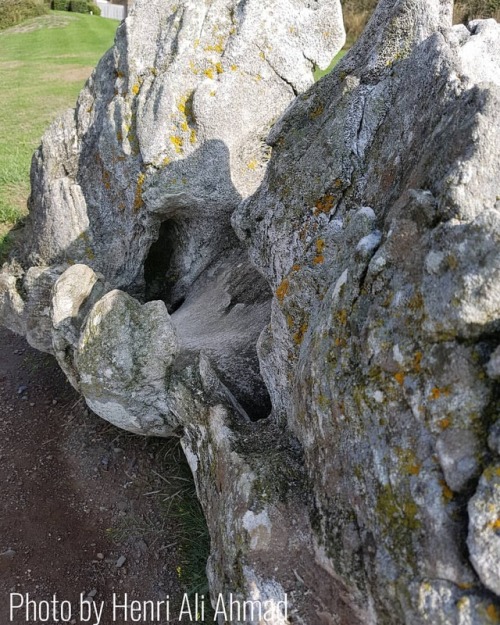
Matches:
[468,465,500,596]
[1,0,500,623]
[234,1,500,622]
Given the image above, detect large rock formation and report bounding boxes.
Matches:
[1,0,500,622]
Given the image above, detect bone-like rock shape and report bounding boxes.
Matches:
[234,1,500,622]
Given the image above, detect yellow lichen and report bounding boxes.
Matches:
[293,323,308,345]
[314,194,335,215]
[230,64,238,71]
[394,371,405,385]
[170,135,183,153]
[486,604,500,622]
[133,172,146,212]
[162,156,171,166]
[310,103,324,119]
[412,351,423,373]
[215,61,224,74]
[313,255,325,265]
[276,279,289,302]
[132,83,140,95]
[247,160,258,170]
[336,309,348,326]
[204,67,215,79]
[438,417,451,430]
[440,480,454,502]
[429,386,451,400]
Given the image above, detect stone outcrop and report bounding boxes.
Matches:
[1,0,500,623]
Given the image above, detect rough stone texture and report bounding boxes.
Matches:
[468,465,500,597]
[234,1,500,623]
[1,0,500,623]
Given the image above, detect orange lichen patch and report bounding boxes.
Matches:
[438,417,451,430]
[457,582,474,590]
[429,386,451,400]
[486,604,500,622]
[440,480,454,502]
[247,160,258,170]
[334,337,346,347]
[131,83,140,95]
[313,255,325,265]
[316,239,325,254]
[310,103,324,119]
[314,194,335,215]
[394,371,405,386]
[336,309,348,326]
[276,279,289,302]
[102,169,111,190]
[286,315,294,329]
[170,135,183,153]
[412,351,423,373]
[334,178,343,188]
[292,264,301,272]
[133,173,145,212]
[488,518,500,531]
[408,464,421,476]
[293,323,308,345]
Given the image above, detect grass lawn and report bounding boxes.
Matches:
[0,11,118,259]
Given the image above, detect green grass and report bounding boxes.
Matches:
[313,49,348,81]
[0,10,118,259]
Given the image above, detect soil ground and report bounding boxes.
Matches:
[0,327,201,625]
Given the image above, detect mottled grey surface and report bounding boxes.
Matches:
[1,0,500,622]
[234,1,500,622]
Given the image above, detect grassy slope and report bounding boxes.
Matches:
[0,11,118,257]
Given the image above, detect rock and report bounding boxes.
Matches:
[0,548,16,559]
[76,290,179,436]
[116,555,126,568]
[487,345,500,380]
[489,422,500,456]
[468,465,500,596]
[234,0,500,621]
[51,264,109,390]
[1,0,499,623]
[17,385,27,395]
[436,428,481,493]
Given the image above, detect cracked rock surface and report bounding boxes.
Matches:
[1,0,500,623]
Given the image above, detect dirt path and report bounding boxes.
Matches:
[0,327,192,624]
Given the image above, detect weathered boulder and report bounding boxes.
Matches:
[234,1,500,622]
[1,0,500,622]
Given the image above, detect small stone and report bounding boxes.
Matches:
[1,548,16,559]
[87,589,97,598]
[116,555,126,568]
[96,553,104,560]
[17,385,27,395]
[52,399,58,405]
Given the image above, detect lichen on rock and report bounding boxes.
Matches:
[1,0,500,622]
